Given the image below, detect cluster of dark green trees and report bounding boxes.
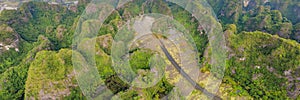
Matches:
[207,0,300,42]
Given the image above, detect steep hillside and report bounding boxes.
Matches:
[0,35,52,99]
[223,29,300,99]
[25,49,85,99]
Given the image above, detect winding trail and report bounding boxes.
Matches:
[157,38,222,100]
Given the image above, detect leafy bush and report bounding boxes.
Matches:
[129,49,153,73]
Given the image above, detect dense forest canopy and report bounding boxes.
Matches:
[0,0,299,99]
[207,0,300,42]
